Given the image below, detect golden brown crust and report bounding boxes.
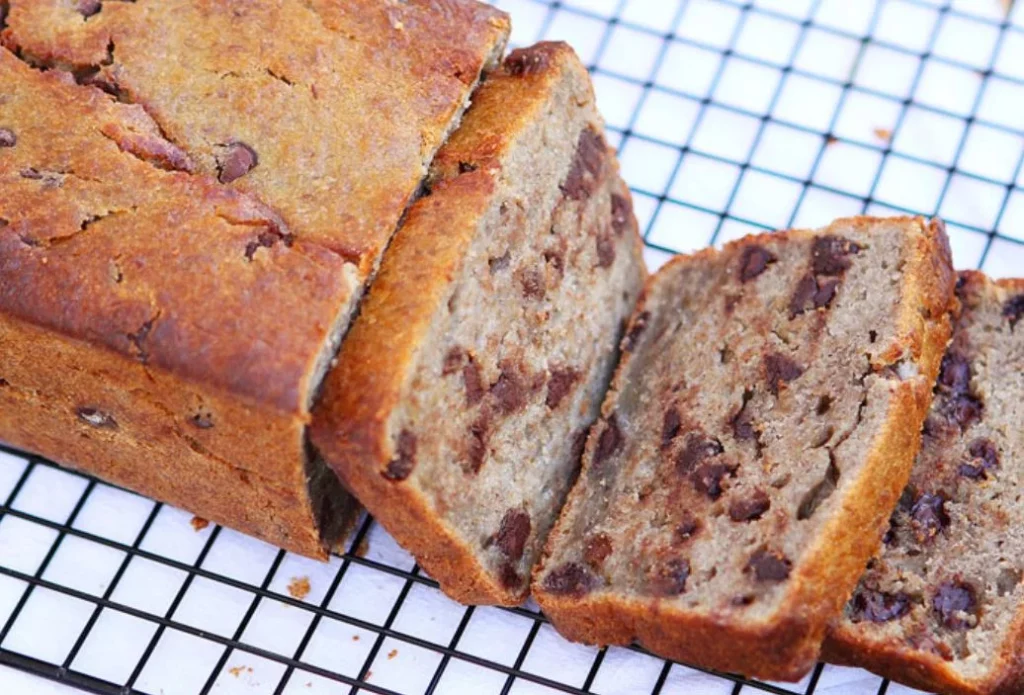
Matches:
[824,270,1024,695]
[311,43,645,605]
[533,216,957,681]
[0,2,509,557]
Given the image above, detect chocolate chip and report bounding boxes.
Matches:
[561,128,605,200]
[812,235,861,275]
[739,245,777,283]
[466,409,491,475]
[583,533,612,568]
[244,231,282,260]
[546,367,580,409]
[518,267,546,300]
[218,142,258,184]
[692,461,736,500]
[938,351,972,396]
[959,438,1000,479]
[505,45,552,76]
[650,558,690,595]
[661,408,682,450]
[610,193,632,236]
[498,562,521,589]
[488,251,511,273]
[542,562,596,597]
[673,515,700,543]
[596,234,616,269]
[442,347,465,376]
[0,128,16,148]
[75,0,102,17]
[676,434,724,475]
[593,415,624,468]
[946,393,983,431]
[746,549,791,582]
[1003,295,1024,329]
[933,581,978,630]
[463,358,485,406]
[190,413,214,429]
[764,353,804,396]
[491,364,528,414]
[76,407,117,430]
[816,395,833,415]
[910,493,950,543]
[729,490,770,522]
[851,589,912,623]
[624,311,650,352]
[383,430,416,481]
[730,390,756,441]
[492,508,531,562]
[790,274,841,317]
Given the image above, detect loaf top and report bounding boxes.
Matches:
[0,0,509,413]
[2,0,509,265]
[0,49,353,413]
[828,271,1024,694]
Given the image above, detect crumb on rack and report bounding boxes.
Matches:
[228,665,252,677]
[352,634,360,641]
[288,576,311,600]
[387,649,398,660]
[190,516,209,531]
[825,135,838,146]
[873,127,892,142]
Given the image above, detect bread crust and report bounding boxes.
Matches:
[311,43,646,605]
[533,216,957,681]
[0,2,508,557]
[824,272,1024,695]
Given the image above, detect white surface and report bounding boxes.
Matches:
[2,0,1023,693]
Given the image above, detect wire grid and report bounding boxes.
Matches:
[2,0,1023,693]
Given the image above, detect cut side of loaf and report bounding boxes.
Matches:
[311,42,646,605]
[533,217,956,680]
[0,0,509,557]
[825,272,1024,695]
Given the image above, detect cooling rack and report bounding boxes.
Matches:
[2,0,1023,693]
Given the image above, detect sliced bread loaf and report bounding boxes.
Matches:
[825,271,1024,695]
[533,217,956,680]
[311,43,646,605]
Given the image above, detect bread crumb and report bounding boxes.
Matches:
[352,634,360,641]
[825,135,839,146]
[228,665,252,677]
[387,649,398,660]
[365,670,373,679]
[288,576,311,600]
[190,516,209,531]
[873,127,892,142]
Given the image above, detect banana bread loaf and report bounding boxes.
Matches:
[0,0,509,557]
[533,217,956,680]
[311,42,646,605]
[825,272,1024,695]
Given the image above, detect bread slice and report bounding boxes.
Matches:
[533,217,957,680]
[825,271,1024,695]
[311,43,646,605]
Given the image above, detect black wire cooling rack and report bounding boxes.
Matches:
[2,0,1022,693]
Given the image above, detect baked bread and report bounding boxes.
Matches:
[0,0,509,558]
[825,272,1024,695]
[533,217,957,680]
[311,42,646,605]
